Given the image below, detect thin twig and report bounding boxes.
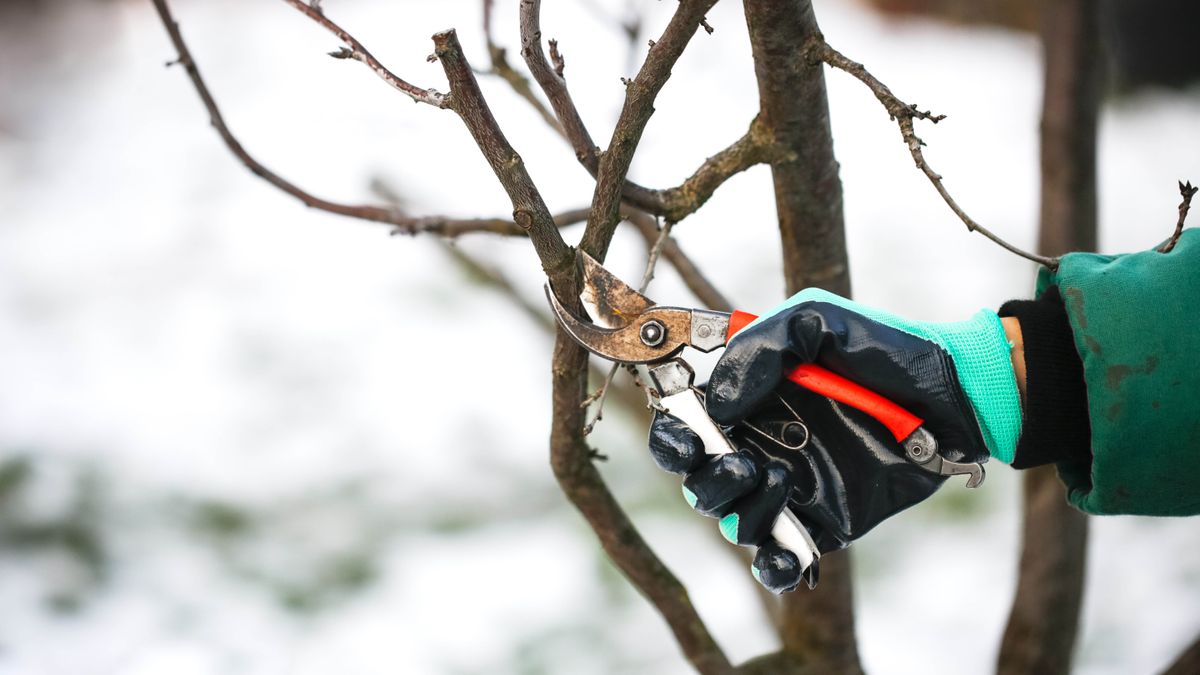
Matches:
[639,219,675,290]
[582,218,675,435]
[368,178,592,237]
[581,363,621,435]
[443,242,557,330]
[388,209,592,237]
[282,0,447,107]
[627,362,666,412]
[809,39,1060,270]
[519,0,607,164]
[1159,180,1197,253]
[652,116,783,224]
[152,0,561,237]
[520,0,746,223]
[580,0,721,260]
[482,0,563,134]
[621,209,733,312]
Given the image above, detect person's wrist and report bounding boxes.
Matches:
[1001,316,1027,405]
[997,287,1091,469]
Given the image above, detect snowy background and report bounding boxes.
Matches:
[1,0,1198,673]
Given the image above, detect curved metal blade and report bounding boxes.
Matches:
[545,284,689,364]
[579,251,654,329]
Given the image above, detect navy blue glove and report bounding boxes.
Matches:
[649,289,1021,592]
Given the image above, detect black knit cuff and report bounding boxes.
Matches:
[998,286,1092,469]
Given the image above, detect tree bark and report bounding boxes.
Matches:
[548,337,733,674]
[743,0,850,298]
[997,2,1100,673]
[1036,0,1102,255]
[998,466,1090,675]
[742,1,859,672]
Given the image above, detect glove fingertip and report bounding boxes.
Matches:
[752,542,805,594]
[648,412,706,474]
[719,513,740,544]
[681,484,698,508]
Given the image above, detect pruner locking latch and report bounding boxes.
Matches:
[902,427,985,488]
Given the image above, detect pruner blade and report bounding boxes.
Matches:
[545,284,731,364]
[546,284,684,364]
[578,251,654,330]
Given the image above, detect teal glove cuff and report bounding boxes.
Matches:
[749,289,1022,463]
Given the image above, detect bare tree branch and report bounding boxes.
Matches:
[1159,180,1197,253]
[281,0,447,107]
[383,21,731,665]
[549,336,733,674]
[431,29,573,280]
[520,0,754,224]
[654,116,783,223]
[444,241,556,331]
[808,40,1061,271]
[152,0,580,239]
[482,0,563,134]
[580,0,721,259]
[482,2,737,308]
[519,0,645,199]
[428,22,730,674]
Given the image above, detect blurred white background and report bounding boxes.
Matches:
[0,0,1198,673]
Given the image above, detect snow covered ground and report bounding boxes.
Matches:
[0,0,1197,673]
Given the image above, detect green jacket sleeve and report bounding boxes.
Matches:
[1036,229,1200,516]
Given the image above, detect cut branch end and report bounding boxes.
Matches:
[1160,180,1197,254]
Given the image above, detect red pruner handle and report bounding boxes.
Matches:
[727,310,924,443]
[785,364,922,443]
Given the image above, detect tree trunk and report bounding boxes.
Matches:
[742,1,859,672]
[743,0,851,298]
[997,2,1100,673]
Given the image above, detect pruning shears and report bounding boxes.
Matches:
[545,252,985,578]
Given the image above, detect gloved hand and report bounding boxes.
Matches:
[648,288,1022,593]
